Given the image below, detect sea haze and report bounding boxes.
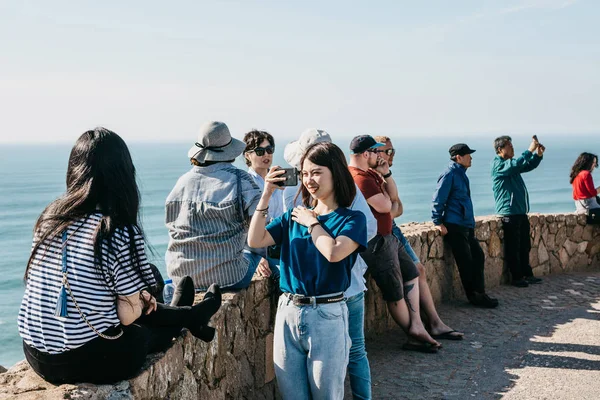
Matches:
[0,134,589,367]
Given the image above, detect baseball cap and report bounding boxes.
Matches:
[350,135,384,154]
[449,143,476,157]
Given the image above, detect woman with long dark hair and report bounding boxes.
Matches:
[248,142,367,399]
[18,128,221,384]
[570,152,600,213]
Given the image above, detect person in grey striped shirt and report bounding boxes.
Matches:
[166,121,262,290]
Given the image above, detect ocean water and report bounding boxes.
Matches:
[0,135,589,367]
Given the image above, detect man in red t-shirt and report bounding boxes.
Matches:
[348,135,440,352]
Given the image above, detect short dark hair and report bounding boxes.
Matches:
[494,136,512,154]
[299,142,356,208]
[242,130,275,166]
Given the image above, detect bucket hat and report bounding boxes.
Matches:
[187,121,246,163]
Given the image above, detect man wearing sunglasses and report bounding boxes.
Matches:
[349,135,441,353]
[374,136,464,341]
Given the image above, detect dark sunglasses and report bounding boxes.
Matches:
[249,145,274,156]
[382,148,395,156]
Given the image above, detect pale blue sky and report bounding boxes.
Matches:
[0,0,598,143]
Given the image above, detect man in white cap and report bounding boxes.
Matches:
[283,128,377,399]
[165,121,262,290]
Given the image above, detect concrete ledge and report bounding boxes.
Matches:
[2,213,599,399]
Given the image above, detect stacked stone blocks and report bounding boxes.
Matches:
[2,213,599,399]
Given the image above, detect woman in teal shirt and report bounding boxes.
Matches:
[248,142,367,399]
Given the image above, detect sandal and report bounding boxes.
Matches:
[431,330,464,341]
[402,342,440,354]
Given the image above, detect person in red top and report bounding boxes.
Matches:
[349,135,440,352]
[570,152,600,213]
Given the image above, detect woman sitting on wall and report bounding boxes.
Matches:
[18,128,221,385]
[248,142,367,399]
[570,152,600,213]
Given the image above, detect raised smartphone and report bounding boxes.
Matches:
[275,168,298,187]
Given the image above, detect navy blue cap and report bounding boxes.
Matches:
[350,135,384,154]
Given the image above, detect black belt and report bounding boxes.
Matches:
[284,292,345,306]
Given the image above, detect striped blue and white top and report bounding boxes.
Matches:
[165,164,261,289]
[18,214,155,354]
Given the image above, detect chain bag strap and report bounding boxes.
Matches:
[58,230,123,340]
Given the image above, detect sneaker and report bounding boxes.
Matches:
[525,276,542,284]
[468,292,499,308]
[511,279,529,288]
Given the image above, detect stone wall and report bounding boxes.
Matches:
[364,213,600,334]
[0,279,279,400]
[2,213,600,399]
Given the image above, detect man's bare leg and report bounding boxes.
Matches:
[417,263,464,339]
[386,284,440,346]
[386,298,411,331]
[403,278,440,346]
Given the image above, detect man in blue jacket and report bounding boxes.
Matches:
[491,136,545,288]
[432,144,499,308]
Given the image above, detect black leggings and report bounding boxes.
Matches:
[23,303,198,385]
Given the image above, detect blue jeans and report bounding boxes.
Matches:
[392,224,420,264]
[274,294,351,400]
[225,250,265,290]
[346,292,371,400]
[266,257,281,281]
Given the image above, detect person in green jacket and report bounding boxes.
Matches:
[491,135,545,288]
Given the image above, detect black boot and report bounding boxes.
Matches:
[525,276,542,284]
[186,284,221,342]
[148,263,165,304]
[467,292,499,308]
[170,276,195,307]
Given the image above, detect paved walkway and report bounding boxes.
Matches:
[349,272,600,399]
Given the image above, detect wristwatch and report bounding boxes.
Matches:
[308,221,320,234]
[382,171,392,178]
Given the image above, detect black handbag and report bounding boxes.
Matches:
[587,197,600,224]
[587,209,600,224]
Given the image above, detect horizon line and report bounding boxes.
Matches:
[0,131,598,145]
